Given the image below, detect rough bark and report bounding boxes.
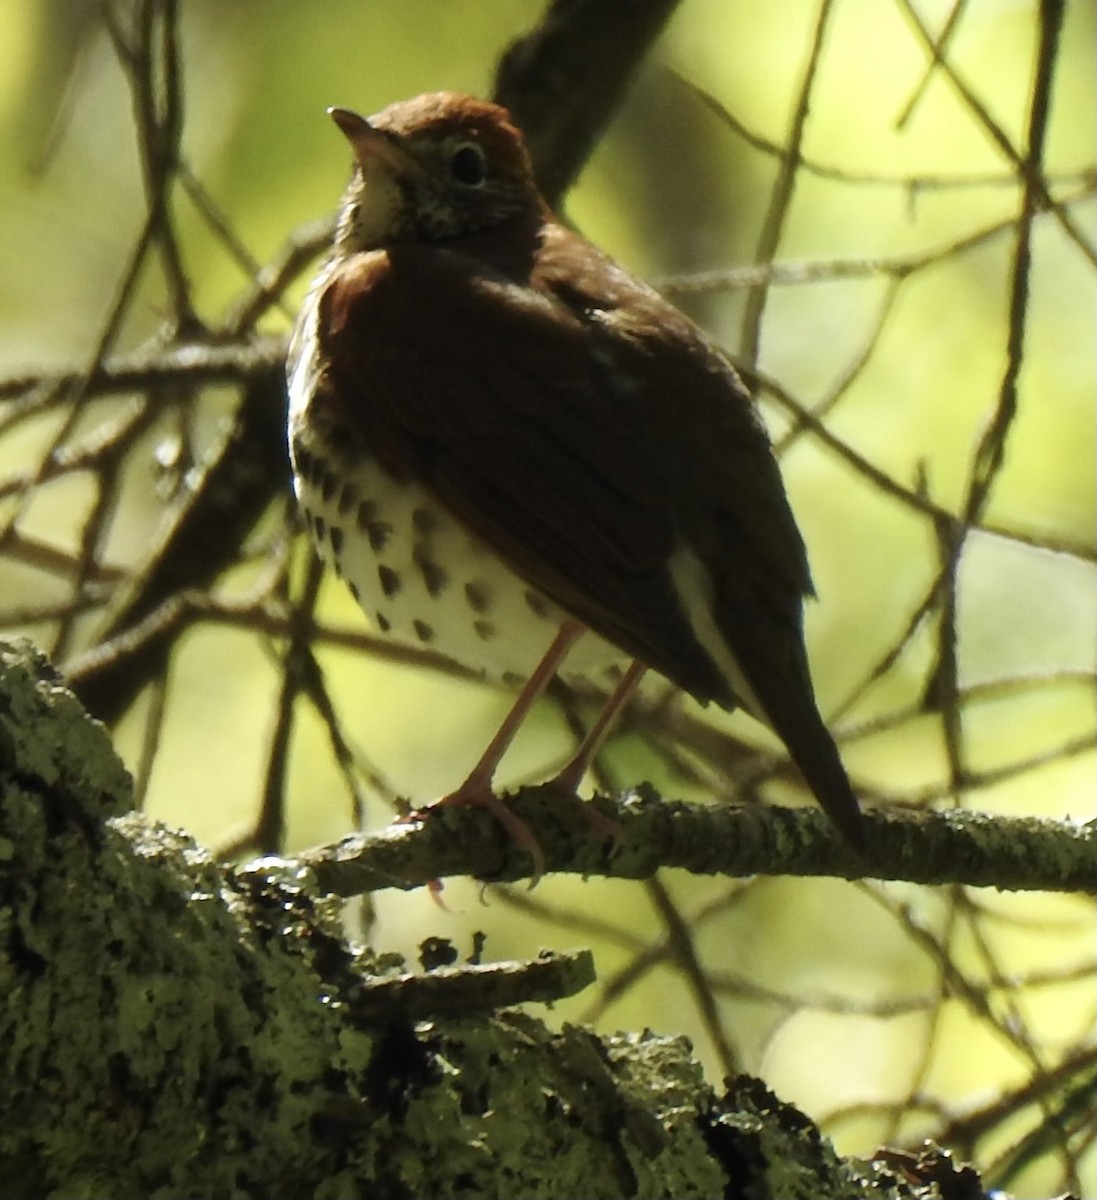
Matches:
[1,637,1006,1198]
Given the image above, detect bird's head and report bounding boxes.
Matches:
[329,91,544,254]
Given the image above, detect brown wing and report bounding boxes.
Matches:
[532,231,864,844]
[319,235,809,711]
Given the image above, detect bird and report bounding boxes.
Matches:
[286,90,865,865]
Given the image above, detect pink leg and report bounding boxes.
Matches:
[552,660,647,794]
[432,619,584,881]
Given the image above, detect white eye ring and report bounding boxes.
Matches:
[450,142,487,187]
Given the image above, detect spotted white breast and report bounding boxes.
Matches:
[287,297,627,684]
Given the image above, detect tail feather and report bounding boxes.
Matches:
[737,634,865,851]
[661,545,864,848]
[773,703,865,851]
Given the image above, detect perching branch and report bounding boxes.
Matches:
[4,636,995,1199]
[298,786,1096,899]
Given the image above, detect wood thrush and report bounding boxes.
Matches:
[287,91,865,860]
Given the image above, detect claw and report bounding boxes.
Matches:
[434,782,547,887]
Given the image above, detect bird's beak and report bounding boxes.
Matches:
[328,107,422,179]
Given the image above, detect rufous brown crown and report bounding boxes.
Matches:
[331,91,545,252]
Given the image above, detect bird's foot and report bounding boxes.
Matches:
[433,778,547,888]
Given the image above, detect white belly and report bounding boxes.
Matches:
[286,288,627,683]
[293,445,627,683]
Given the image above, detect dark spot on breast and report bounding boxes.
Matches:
[293,442,314,477]
[320,471,338,504]
[356,500,391,551]
[348,581,360,603]
[502,671,525,687]
[378,565,401,598]
[306,454,327,488]
[473,619,495,642]
[524,589,551,619]
[368,522,392,552]
[330,528,344,556]
[314,515,327,542]
[414,544,448,598]
[337,483,359,516]
[375,612,391,633]
[464,581,491,613]
[413,619,434,643]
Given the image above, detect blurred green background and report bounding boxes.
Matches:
[1,2,1094,1194]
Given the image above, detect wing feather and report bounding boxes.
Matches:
[319,236,811,710]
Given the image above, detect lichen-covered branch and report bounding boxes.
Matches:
[2,637,1018,1198]
[300,786,1096,899]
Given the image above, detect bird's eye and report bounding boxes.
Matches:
[450,143,487,187]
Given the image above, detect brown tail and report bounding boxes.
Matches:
[715,613,866,850]
[773,699,865,851]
